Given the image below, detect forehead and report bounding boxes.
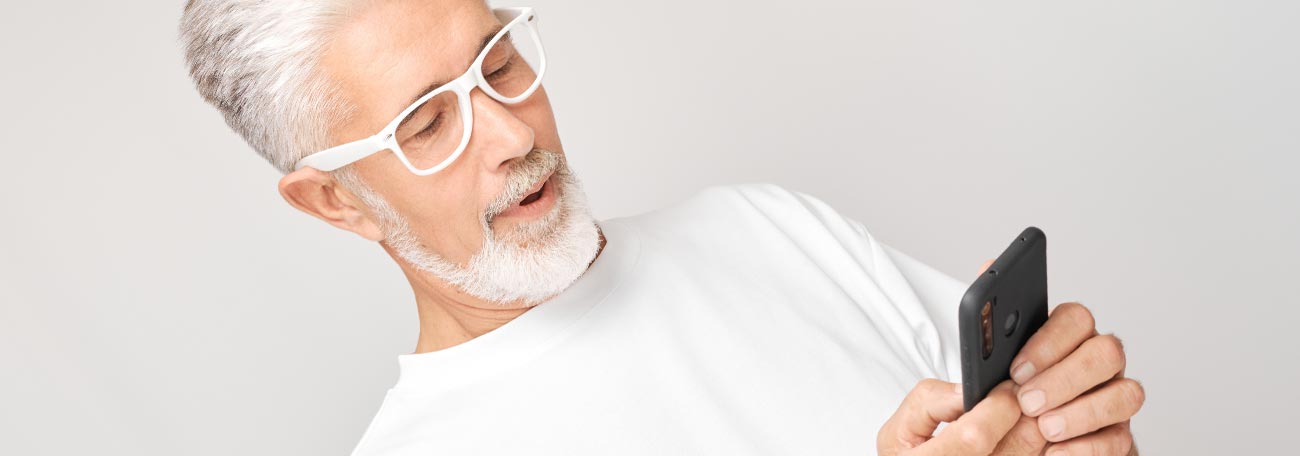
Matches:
[322,0,497,129]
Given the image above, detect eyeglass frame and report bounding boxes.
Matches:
[294,7,546,176]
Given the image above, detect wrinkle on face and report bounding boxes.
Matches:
[316,0,563,271]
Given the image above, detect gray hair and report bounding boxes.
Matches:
[179,0,360,175]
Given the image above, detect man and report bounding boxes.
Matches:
[180,1,1143,454]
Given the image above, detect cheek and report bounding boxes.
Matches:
[391,174,490,255]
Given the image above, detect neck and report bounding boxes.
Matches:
[393,227,607,354]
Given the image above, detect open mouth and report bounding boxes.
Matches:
[495,171,557,221]
[519,182,546,206]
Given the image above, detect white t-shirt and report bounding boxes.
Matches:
[350,184,966,456]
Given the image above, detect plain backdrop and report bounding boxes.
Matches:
[2,0,1296,454]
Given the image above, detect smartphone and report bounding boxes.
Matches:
[959,226,1050,411]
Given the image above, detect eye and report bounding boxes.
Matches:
[413,113,445,140]
[484,39,518,80]
[486,58,515,80]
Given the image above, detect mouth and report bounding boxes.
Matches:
[495,171,557,221]
[519,181,546,206]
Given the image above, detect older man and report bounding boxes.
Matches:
[180,1,1143,454]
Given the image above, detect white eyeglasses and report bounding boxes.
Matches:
[295,7,546,176]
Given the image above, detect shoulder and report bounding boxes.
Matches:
[608,183,883,267]
[688,183,841,214]
[711,183,878,246]
[624,183,869,238]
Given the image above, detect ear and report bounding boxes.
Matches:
[278,168,385,242]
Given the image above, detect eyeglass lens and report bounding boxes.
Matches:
[393,19,542,171]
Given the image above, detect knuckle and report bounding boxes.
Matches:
[1117,379,1146,411]
[1096,425,1131,456]
[1090,434,1112,455]
[958,424,997,453]
[1088,395,1112,428]
[1090,335,1127,370]
[916,378,945,391]
[904,379,954,414]
[910,378,943,401]
[1057,302,1096,331]
[1120,425,1136,454]
[1009,416,1046,450]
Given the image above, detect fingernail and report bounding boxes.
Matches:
[1047,450,1067,456]
[954,383,963,395]
[1040,414,1066,439]
[1020,389,1046,414]
[1010,362,1036,384]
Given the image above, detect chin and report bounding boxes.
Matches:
[391,163,601,305]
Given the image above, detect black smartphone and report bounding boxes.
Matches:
[958,226,1050,411]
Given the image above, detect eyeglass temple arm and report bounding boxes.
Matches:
[294,135,388,172]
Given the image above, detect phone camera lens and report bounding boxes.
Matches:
[1003,310,1019,337]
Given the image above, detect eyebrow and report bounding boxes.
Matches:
[402,25,505,108]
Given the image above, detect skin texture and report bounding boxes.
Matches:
[276,0,589,354]
[267,0,1145,450]
[877,260,1144,455]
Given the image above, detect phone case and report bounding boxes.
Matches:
[958,226,1050,411]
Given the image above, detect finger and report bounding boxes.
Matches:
[990,415,1047,455]
[922,381,1021,455]
[1036,378,1145,442]
[1018,334,1127,416]
[1042,421,1133,456]
[880,379,965,449]
[977,259,995,276]
[1009,302,1097,385]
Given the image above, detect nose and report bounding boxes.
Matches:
[467,89,534,173]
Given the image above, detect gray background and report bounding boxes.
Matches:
[1,0,1295,454]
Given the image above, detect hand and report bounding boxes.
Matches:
[876,379,1024,455]
[983,260,1146,455]
[876,260,1146,455]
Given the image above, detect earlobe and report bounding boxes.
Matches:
[277,168,386,242]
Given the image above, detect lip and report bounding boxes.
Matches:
[495,171,557,220]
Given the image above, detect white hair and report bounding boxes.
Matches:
[179,1,601,304]
[179,0,359,174]
[338,149,602,305]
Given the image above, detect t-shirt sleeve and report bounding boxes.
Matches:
[877,243,966,383]
[724,183,967,383]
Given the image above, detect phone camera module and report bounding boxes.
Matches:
[981,300,994,359]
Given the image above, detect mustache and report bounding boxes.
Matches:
[483,148,563,222]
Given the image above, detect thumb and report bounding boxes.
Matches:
[976,259,995,277]
[878,379,965,453]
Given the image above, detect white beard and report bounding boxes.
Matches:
[341,149,601,306]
